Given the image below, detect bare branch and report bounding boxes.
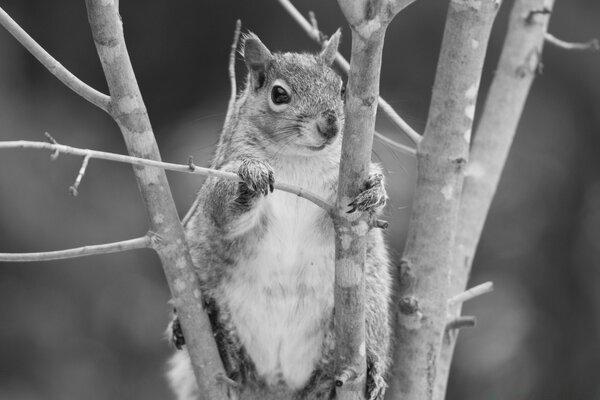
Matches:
[435,1,557,398]
[0,139,333,215]
[390,1,500,399]
[0,6,110,112]
[223,19,242,130]
[332,0,411,398]
[69,153,91,196]
[447,281,494,306]
[276,0,422,146]
[545,33,600,52]
[445,316,476,331]
[84,1,229,397]
[0,236,151,262]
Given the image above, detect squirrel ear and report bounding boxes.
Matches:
[242,32,273,89]
[319,29,341,66]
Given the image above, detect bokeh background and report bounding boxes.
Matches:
[0,1,598,399]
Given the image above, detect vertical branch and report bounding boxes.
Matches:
[83,1,230,399]
[389,1,499,399]
[435,0,555,398]
[334,1,405,399]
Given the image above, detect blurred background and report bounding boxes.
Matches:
[0,0,598,399]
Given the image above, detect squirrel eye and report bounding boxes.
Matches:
[271,85,290,105]
[340,85,346,100]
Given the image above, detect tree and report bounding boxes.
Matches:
[0,0,597,399]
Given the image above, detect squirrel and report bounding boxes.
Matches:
[167,30,392,400]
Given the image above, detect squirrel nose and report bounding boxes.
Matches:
[316,110,338,140]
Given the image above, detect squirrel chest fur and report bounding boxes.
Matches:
[168,31,391,400]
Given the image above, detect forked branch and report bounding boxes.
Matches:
[391,1,500,399]
[276,0,422,146]
[84,1,230,398]
[435,1,557,398]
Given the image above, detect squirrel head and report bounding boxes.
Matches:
[240,31,344,157]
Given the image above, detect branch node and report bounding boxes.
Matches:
[446,315,477,331]
[44,132,60,159]
[187,156,196,171]
[147,231,164,249]
[335,367,358,388]
[398,296,420,315]
[374,218,389,230]
[70,153,91,196]
[524,7,551,24]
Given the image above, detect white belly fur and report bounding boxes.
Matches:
[221,188,335,389]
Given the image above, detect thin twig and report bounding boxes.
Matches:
[445,316,476,331]
[375,130,416,155]
[69,153,91,196]
[276,0,422,146]
[447,281,494,306]
[0,6,110,112]
[223,19,242,130]
[0,236,151,262]
[0,140,334,214]
[545,33,600,52]
[308,11,319,33]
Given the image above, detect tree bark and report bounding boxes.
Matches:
[334,0,409,398]
[84,1,230,399]
[435,0,556,398]
[388,1,500,399]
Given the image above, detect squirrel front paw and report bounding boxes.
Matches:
[237,158,275,197]
[347,172,387,214]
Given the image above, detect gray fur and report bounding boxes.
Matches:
[168,32,392,400]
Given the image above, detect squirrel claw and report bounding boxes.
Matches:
[238,158,275,197]
[347,173,387,213]
[169,315,186,350]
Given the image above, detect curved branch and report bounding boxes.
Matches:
[0,140,334,215]
[0,236,151,262]
[545,33,599,52]
[0,6,110,112]
[276,0,422,146]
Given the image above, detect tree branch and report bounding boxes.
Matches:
[545,32,599,52]
[0,6,110,112]
[447,281,494,306]
[276,0,422,146]
[83,1,230,398]
[445,316,476,331]
[333,1,405,398]
[390,1,500,399]
[0,139,334,216]
[434,1,556,399]
[0,236,151,262]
